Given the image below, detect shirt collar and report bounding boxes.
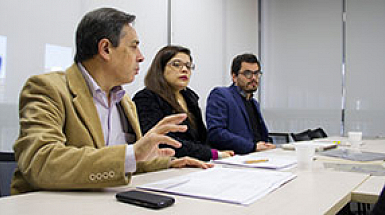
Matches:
[77,63,126,103]
[78,63,101,97]
[234,83,253,101]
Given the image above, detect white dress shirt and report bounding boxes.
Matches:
[78,63,136,173]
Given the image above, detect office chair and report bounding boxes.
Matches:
[0,152,17,197]
[268,133,290,144]
[291,128,328,142]
[309,128,328,139]
[291,129,312,142]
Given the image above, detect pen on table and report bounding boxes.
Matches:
[244,159,269,164]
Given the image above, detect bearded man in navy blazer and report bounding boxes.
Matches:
[206,53,275,154]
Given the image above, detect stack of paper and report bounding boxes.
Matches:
[281,141,337,152]
[213,153,297,169]
[138,168,296,205]
[318,149,385,161]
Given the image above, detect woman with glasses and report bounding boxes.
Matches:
[133,45,234,161]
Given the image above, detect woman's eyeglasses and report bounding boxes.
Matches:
[167,60,195,71]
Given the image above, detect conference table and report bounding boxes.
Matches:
[348,138,385,204]
[352,176,385,204]
[316,137,385,206]
[0,137,384,215]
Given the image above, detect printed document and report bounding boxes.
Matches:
[213,153,297,169]
[138,168,296,205]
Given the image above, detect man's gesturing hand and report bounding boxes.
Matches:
[170,157,214,169]
[133,113,188,161]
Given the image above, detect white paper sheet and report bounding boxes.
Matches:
[138,168,296,205]
[282,141,337,151]
[213,153,297,169]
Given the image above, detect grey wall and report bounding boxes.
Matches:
[0,0,258,151]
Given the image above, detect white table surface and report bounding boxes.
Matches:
[352,176,385,204]
[317,137,385,204]
[0,165,368,215]
[2,137,384,214]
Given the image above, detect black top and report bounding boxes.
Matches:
[371,185,385,215]
[117,102,136,144]
[241,97,263,143]
[133,88,213,161]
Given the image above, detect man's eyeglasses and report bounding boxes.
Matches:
[238,70,263,79]
[167,60,195,71]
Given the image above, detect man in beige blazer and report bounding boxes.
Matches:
[11,8,212,195]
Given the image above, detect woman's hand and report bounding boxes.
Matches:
[219,150,235,159]
[255,141,276,152]
[170,157,214,169]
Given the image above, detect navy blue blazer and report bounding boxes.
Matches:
[206,84,269,154]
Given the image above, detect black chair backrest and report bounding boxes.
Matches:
[0,152,16,197]
[291,129,312,142]
[309,128,328,139]
[269,133,290,144]
[291,128,328,142]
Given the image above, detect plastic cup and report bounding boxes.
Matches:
[348,131,362,149]
[294,142,315,171]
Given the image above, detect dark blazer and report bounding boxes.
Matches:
[133,88,213,161]
[206,84,269,154]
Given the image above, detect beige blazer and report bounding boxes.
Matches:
[11,64,170,195]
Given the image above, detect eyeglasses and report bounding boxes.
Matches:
[238,70,263,79]
[167,60,195,71]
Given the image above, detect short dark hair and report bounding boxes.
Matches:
[74,8,136,63]
[231,53,260,76]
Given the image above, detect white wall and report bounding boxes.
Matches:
[223,0,259,86]
[0,0,83,151]
[171,0,225,111]
[171,0,258,111]
[0,0,169,151]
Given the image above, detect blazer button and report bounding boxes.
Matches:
[89,173,96,181]
[109,171,115,178]
[103,172,109,179]
[96,173,102,180]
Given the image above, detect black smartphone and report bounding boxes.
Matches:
[116,190,175,209]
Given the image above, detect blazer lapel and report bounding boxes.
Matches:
[120,95,143,140]
[66,64,105,148]
[230,85,253,133]
[252,99,268,139]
